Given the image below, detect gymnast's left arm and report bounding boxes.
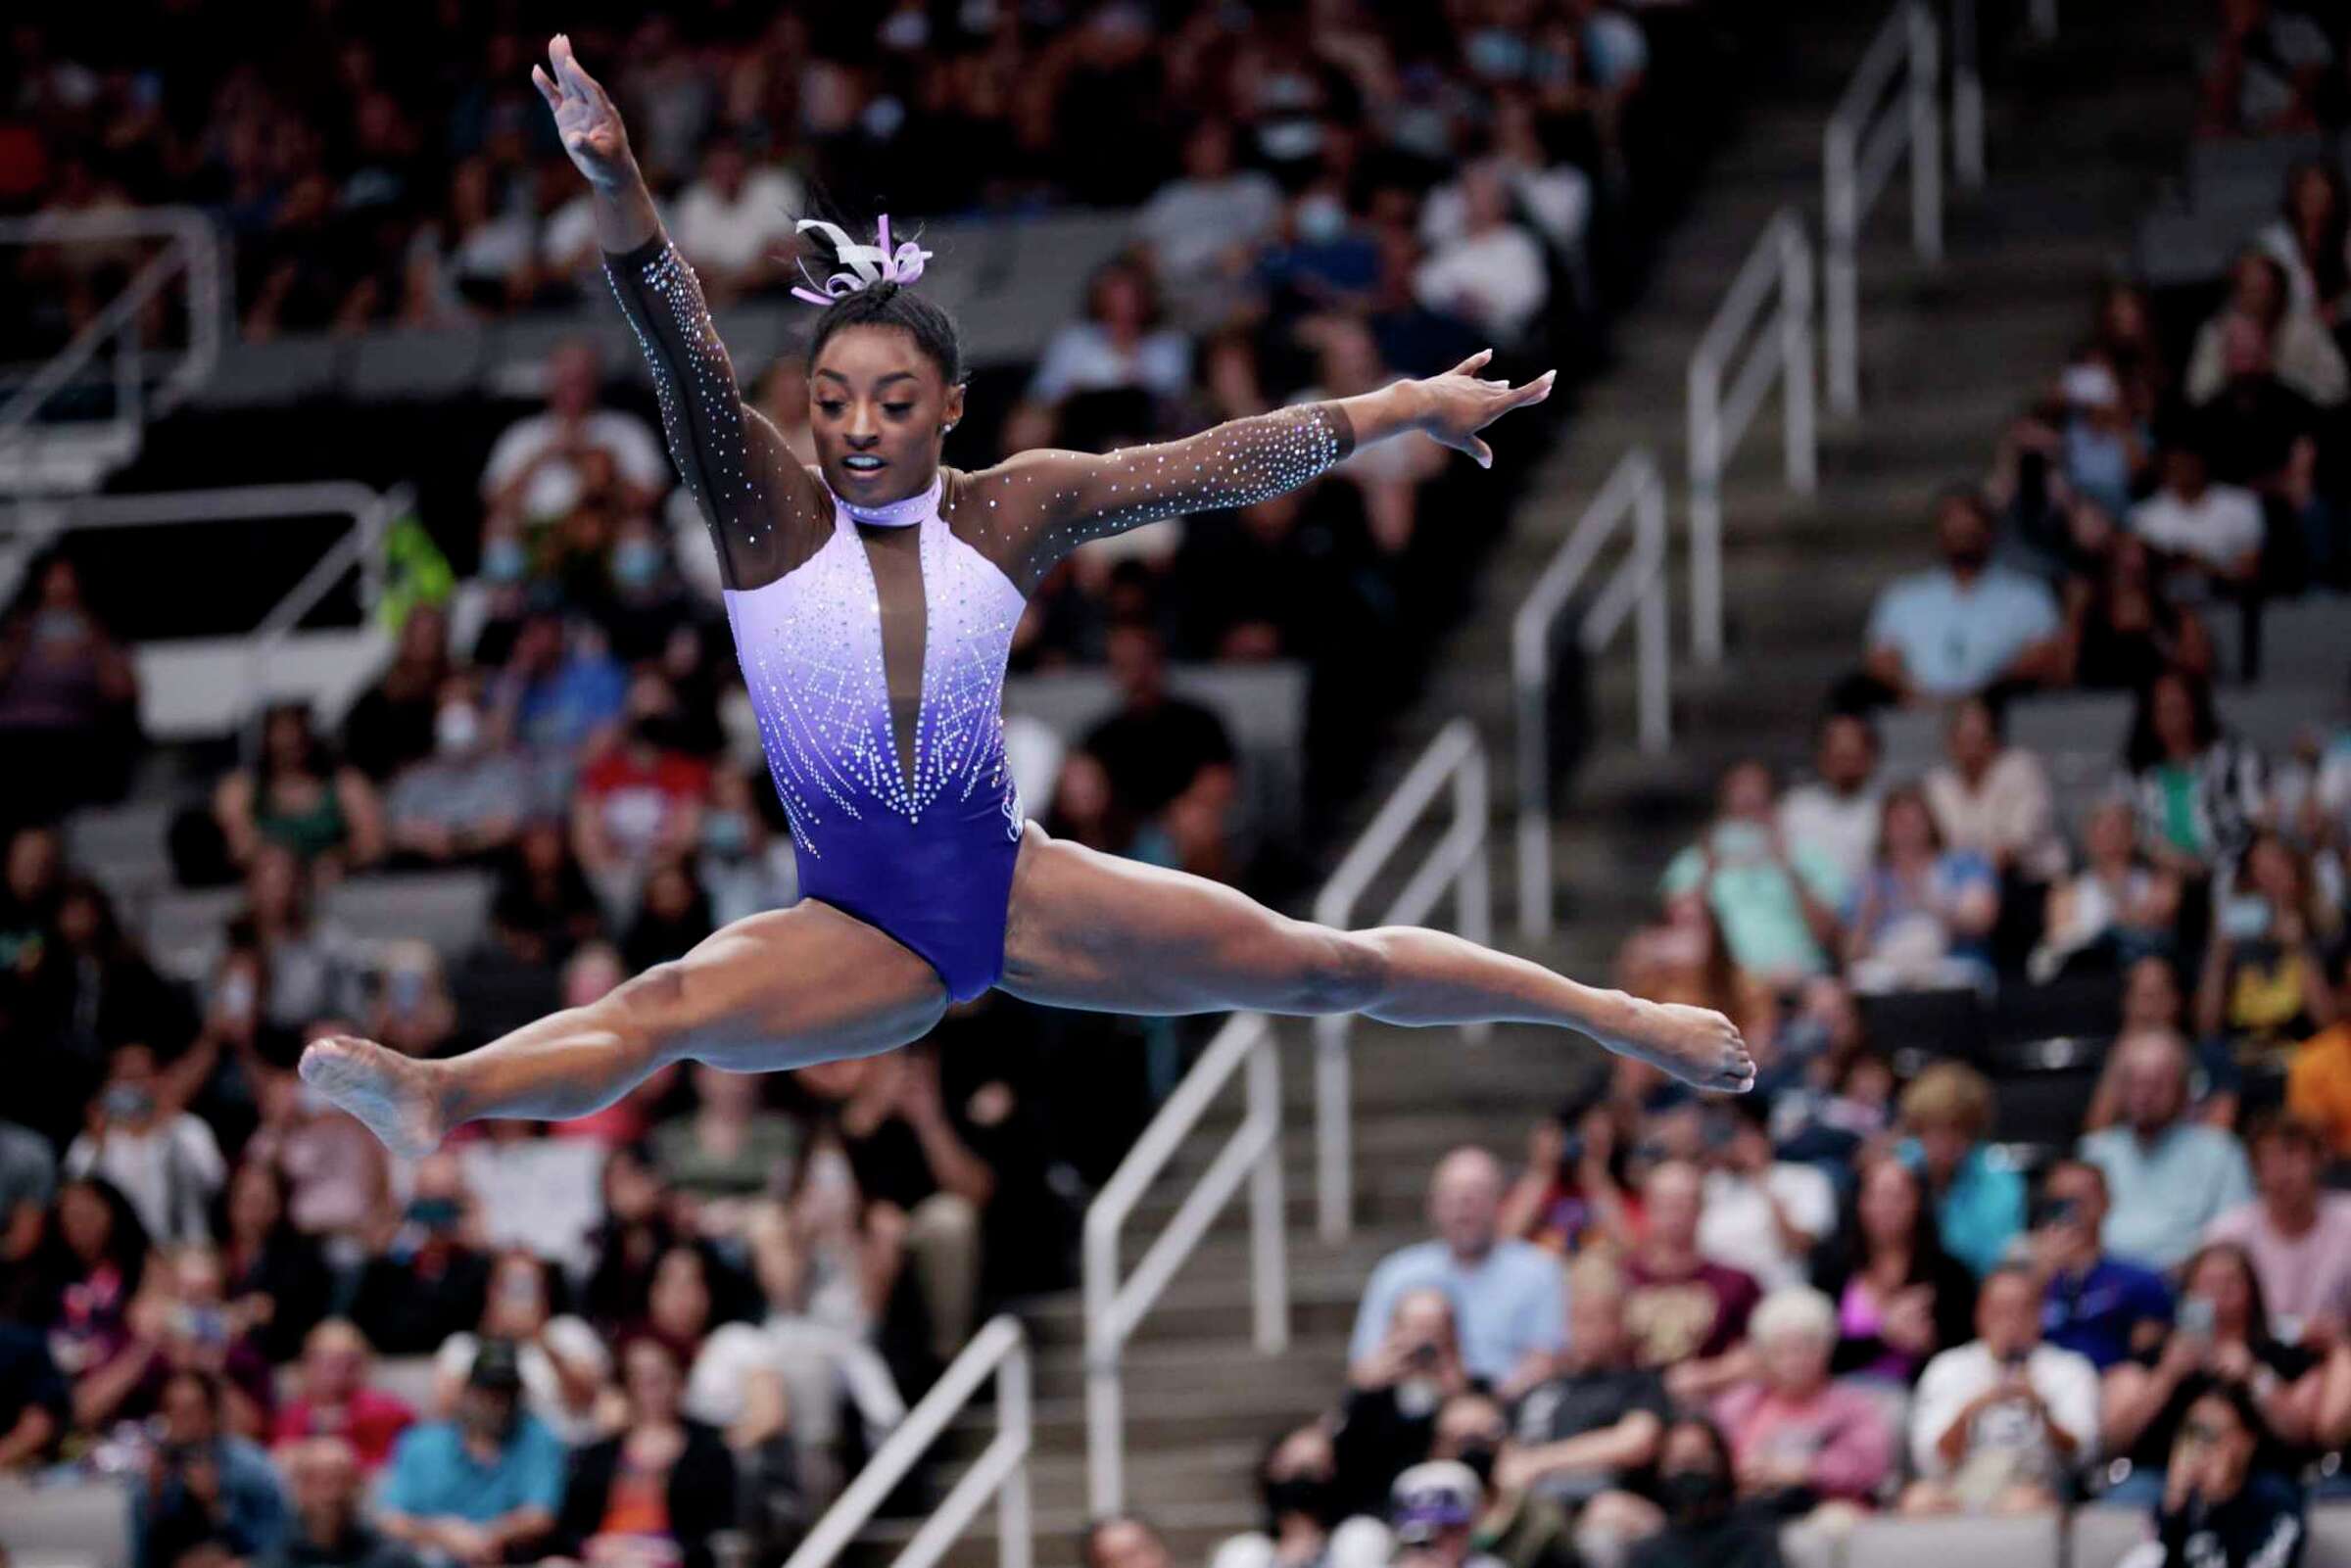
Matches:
[966,349,1554,588]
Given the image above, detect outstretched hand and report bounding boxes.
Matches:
[1415,350,1556,469]
[531,34,634,192]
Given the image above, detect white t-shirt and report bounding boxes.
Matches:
[2128,484,2264,572]
[1419,165,1592,252]
[1134,172,1283,282]
[1778,783,1883,889]
[1908,1340,2100,1483]
[673,167,805,276]
[1413,225,1550,342]
[686,1318,904,1451]
[480,408,669,523]
[65,1117,224,1248]
[1026,324,1193,405]
[455,1137,605,1273]
[1698,1163,1837,1292]
[436,1321,611,1446]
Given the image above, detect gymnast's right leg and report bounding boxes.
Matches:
[300,900,950,1158]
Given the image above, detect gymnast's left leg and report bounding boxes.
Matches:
[997,825,1755,1092]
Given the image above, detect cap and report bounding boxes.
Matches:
[1390,1460,1481,1544]
[467,1338,525,1394]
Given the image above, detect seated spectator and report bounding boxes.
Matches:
[572,701,710,903]
[2185,250,2345,408]
[1301,315,1451,555]
[216,1158,334,1364]
[1710,1286,1895,1516]
[1899,1062,2027,1279]
[0,1320,67,1471]
[401,157,536,322]
[384,674,532,867]
[2195,0,2336,137]
[2123,669,2268,878]
[131,1367,291,1568]
[1925,694,2067,885]
[551,1336,739,1568]
[67,1041,226,1248]
[2190,320,2334,586]
[1350,1147,1566,1396]
[2100,1242,2323,1505]
[1659,761,1846,986]
[34,1174,151,1383]
[265,1435,421,1568]
[1420,95,1593,262]
[1506,1259,1669,1516]
[2204,1115,2351,1347]
[1085,1516,1178,1568]
[1388,1459,1509,1568]
[1622,1417,1780,1568]
[2256,161,2349,324]
[379,1340,563,1566]
[201,844,371,1034]
[456,1118,605,1277]
[491,614,630,784]
[1336,1286,1470,1519]
[1857,489,2062,706]
[1777,711,1884,890]
[245,1043,393,1246]
[1808,1153,1979,1385]
[347,1153,493,1356]
[1078,621,1238,878]
[1901,1265,2100,1515]
[2081,1029,2256,1270]
[2285,950,2351,1156]
[1843,787,1999,995]
[2128,444,2263,588]
[341,605,453,784]
[1620,1162,1760,1402]
[487,820,605,969]
[2028,1159,2175,1371]
[651,1063,800,1209]
[1215,1422,1391,1568]
[1133,119,1282,329]
[1695,1100,1836,1294]
[1429,1392,1578,1568]
[432,1249,609,1446]
[0,546,140,826]
[21,877,192,1127]
[2033,799,2184,981]
[480,339,666,533]
[696,763,796,928]
[214,702,386,879]
[2196,831,2341,1058]
[1610,897,1745,1083]
[2119,1383,2307,1568]
[620,855,715,973]
[272,1319,416,1473]
[1412,161,1551,346]
[1004,260,1191,453]
[670,137,800,306]
[360,941,460,1064]
[2059,533,2217,691]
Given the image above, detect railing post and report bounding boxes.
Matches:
[1782,223,1817,498]
[1909,0,1943,263]
[1514,664,1550,938]
[1246,1033,1289,1355]
[996,1343,1033,1568]
[1635,468,1670,755]
[1083,1206,1122,1516]
[1823,120,1860,420]
[1315,1013,1351,1242]
[1457,745,1491,1045]
[2029,0,2056,41]
[1952,0,1985,189]
[1688,358,1723,663]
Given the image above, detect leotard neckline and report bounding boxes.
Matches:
[835,476,941,529]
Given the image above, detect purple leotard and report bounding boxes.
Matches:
[601,233,1353,999]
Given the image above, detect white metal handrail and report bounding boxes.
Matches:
[1687,209,1816,665]
[0,208,224,482]
[1823,0,1943,418]
[1312,718,1491,1241]
[785,1313,1033,1568]
[1951,0,1985,191]
[1084,1012,1286,1516]
[1512,449,1669,937]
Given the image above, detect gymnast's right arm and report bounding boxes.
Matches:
[531,33,823,589]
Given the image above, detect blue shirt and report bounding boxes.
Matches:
[2042,1255,2174,1370]
[1897,1140,2025,1277]
[382,1416,566,1525]
[129,1436,290,1568]
[2079,1122,2256,1271]
[1348,1240,1567,1385]
[1865,567,2059,698]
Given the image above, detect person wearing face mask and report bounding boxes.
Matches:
[346,1154,494,1356]
[1852,488,2063,709]
[385,674,532,868]
[2118,1386,2306,1568]
[1625,1419,1780,1568]
[1412,162,1552,347]
[379,1339,564,1567]
[1433,1392,1578,1568]
[1334,1287,1473,1518]
[65,1042,226,1248]
[480,337,667,536]
[695,764,795,927]
[0,546,140,827]
[1211,1423,1391,1568]
[572,674,710,905]
[598,517,694,663]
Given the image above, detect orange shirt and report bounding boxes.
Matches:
[2287,1023,2351,1158]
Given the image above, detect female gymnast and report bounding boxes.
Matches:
[301,34,1754,1160]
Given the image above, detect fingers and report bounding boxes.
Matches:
[1512,368,1559,407]
[1470,437,1494,470]
[1447,348,1495,379]
[530,64,563,112]
[551,33,610,106]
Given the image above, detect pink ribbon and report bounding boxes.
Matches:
[790,214,932,307]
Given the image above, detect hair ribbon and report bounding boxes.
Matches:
[791,215,931,308]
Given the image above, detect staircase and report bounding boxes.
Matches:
[853,5,2212,1564]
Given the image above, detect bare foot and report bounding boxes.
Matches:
[298,1035,449,1158]
[1607,1000,1756,1093]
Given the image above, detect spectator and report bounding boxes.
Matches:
[1337,1286,1470,1519]
[1659,761,1846,986]
[1215,1422,1390,1568]
[1857,489,2062,706]
[216,1157,335,1364]
[2081,1029,2257,1270]
[1924,694,2067,885]
[2195,0,2336,137]
[2204,1116,2351,1347]
[1010,260,1193,451]
[379,1340,563,1566]
[211,844,372,1033]
[131,1367,291,1568]
[0,546,140,826]
[2184,250,2345,408]
[1898,1062,2028,1279]
[1412,162,1552,346]
[271,1319,416,1473]
[1710,1285,1895,1516]
[265,1436,422,1568]
[1134,118,1283,329]
[347,1153,494,1356]
[245,1044,393,1246]
[1506,1259,1670,1518]
[487,821,605,969]
[1623,1417,1780,1568]
[2058,533,2218,691]
[0,1320,67,1471]
[402,157,537,322]
[651,1063,801,1207]
[341,605,454,784]
[213,702,386,879]
[32,1174,150,1384]
[670,138,801,306]
[1845,785,2000,994]
[66,1042,226,1248]
[1777,712,1885,890]
[2189,320,2332,586]
[1077,621,1238,876]
[480,339,666,532]
[1429,1391,1578,1568]
[2195,831,2341,1057]
[1695,1100,1835,1295]
[384,674,533,867]
[696,763,796,928]
[432,1250,610,1446]
[2256,160,2349,324]
[2123,669,2268,877]
[1420,96,1593,263]
[2286,951,2351,1156]
[2028,1159,2175,1372]
[2100,1242,2323,1505]
[2127,444,2263,588]
[2120,1383,2306,1568]
[1901,1265,2100,1514]
[1620,1162,1760,1402]
[1388,1459,1508,1568]
[1808,1154,1979,1385]
[550,1336,740,1568]
[620,856,715,973]
[571,703,710,901]
[1350,1147,1567,1395]
[2032,798,2184,982]
[1085,1516,1177,1568]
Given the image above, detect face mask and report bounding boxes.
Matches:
[879,9,930,49]
[1296,194,1347,245]
[1466,27,1530,79]
[31,608,85,646]
[703,810,750,858]
[483,539,529,586]
[611,539,661,590]
[1657,1468,1730,1519]
[407,1196,461,1232]
[104,1084,154,1121]
[1265,1475,1339,1524]
[1454,1443,1500,1488]
[435,702,480,754]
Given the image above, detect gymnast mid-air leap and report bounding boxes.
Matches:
[301,34,1754,1159]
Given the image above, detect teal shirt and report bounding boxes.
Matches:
[1661,841,1847,977]
[2078,1122,2256,1271]
[1899,1138,2026,1277]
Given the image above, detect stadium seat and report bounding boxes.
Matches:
[0,1474,131,1568]
[1856,987,1986,1064]
[348,327,487,402]
[323,869,498,958]
[2187,133,2327,213]
[2312,1502,2351,1568]
[2069,1503,2152,1568]
[1844,1511,2061,1568]
[189,336,348,410]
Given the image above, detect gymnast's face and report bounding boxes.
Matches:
[810,324,965,505]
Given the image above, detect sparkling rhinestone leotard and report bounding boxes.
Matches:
[602,233,1354,1000]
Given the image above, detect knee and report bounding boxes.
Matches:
[1281,926,1389,1015]
[907,1191,980,1249]
[604,961,696,1060]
